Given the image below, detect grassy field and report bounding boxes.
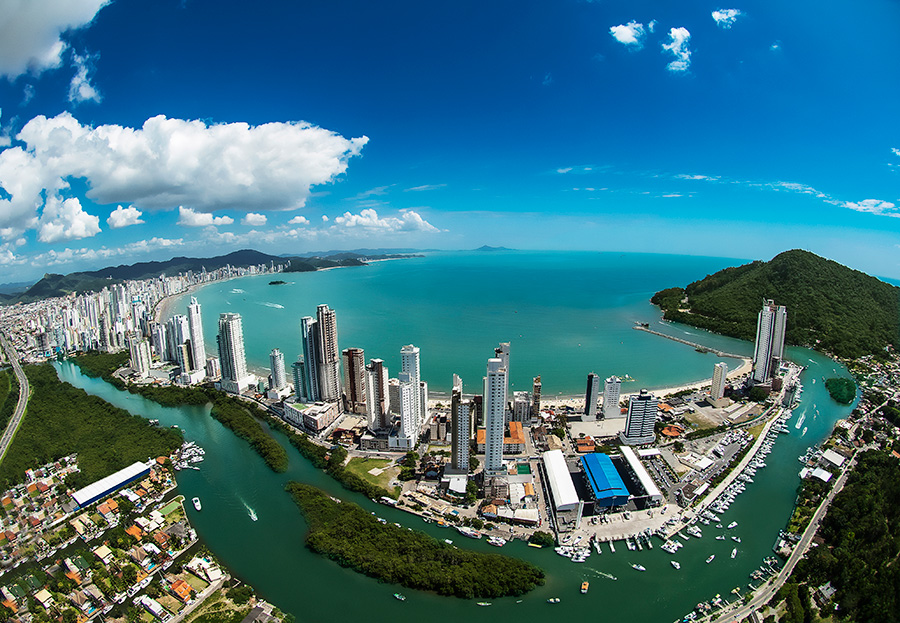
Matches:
[746,420,767,440]
[344,457,399,492]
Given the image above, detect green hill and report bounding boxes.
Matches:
[651,249,900,358]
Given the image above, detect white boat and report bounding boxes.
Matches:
[444,539,453,545]
[671,560,681,570]
[457,526,482,539]
[706,555,715,564]
[632,564,646,571]
[248,508,257,521]
[487,536,507,547]
[609,541,615,553]
[192,497,202,511]
[732,536,742,543]
[727,521,737,529]
[715,535,726,541]
[731,548,737,559]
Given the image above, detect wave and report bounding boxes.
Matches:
[260,302,285,309]
[231,288,245,294]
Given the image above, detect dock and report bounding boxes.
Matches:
[632,324,746,360]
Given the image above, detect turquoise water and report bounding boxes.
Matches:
[55,251,857,622]
[168,251,756,395]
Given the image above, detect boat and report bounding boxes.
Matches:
[477,602,492,607]
[487,536,507,547]
[581,581,589,594]
[727,522,737,529]
[608,540,615,553]
[547,598,560,604]
[706,555,715,564]
[732,536,742,543]
[192,497,202,511]
[444,539,453,545]
[715,535,726,541]
[456,526,482,539]
[671,560,681,569]
[731,548,737,559]
[394,593,406,601]
[248,508,257,521]
[632,564,646,571]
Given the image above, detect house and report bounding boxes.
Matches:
[170,579,193,603]
[93,544,114,565]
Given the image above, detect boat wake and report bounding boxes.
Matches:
[231,288,245,294]
[241,499,258,521]
[260,302,285,309]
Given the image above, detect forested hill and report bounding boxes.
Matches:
[651,249,900,358]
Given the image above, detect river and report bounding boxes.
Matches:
[54,251,857,622]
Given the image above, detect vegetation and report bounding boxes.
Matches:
[205,393,288,472]
[792,451,899,622]
[651,249,900,358]
[824,377,857,405]
[785,477,832,534]
[286,482,545,598]
[0,364,182,489]
[344,457,398,492]
[529,531,556,547]
[0,369,18,433]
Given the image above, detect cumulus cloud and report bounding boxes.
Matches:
[38,196,101,243]
[712,9,743,29]
[68,52,102,104]
[332,208,439,233]
[0,0,109,78]
[288,215,310,225]
[0,112,367,242]
[242,212,267,226]
[609,21,647,48]
[662,27,692,72]
[177,206,234,227]
[842,199,899,217]
[106,205,144,228]
[30,237,184,267]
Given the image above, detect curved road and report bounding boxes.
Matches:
[701,450,858,623]
[0,333,30,463]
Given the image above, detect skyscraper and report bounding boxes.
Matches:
[620,389,658,445]
[752,299,787,384]
[300,316,320,402]
[169,314,191,373]
[400,344,423,426]
[450,374,471,473]
[602,376,622,419]
[584,372,600,420]
[365,358,390,431]
[127,333,152,378]
[217,312,252,393]
[342,347,367,415]
[187,296,206,376]
[531,375,542,422]
[711,362,728,401]
[269,348,287,390]
[291,357,308,401]
[483,357,507,476]
[316,304,341,402]
[396,372,419,450]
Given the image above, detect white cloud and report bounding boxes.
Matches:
[842,199,899,217]
[675,173,720,181]
[322,215,329,222]
[288,215,310,225]
[609,21,647,48]
[404,183,447,192]
[662,27,692,73]
[29,236,184,267]
[177,206,234,227]
[711,9,743,29]
[106,205,144,228]
[332,208,439,233]
[892,148,900,158]
[0,0,109,78]
[648,20,658,33]
[242,212,267,226]
[353,185,393,200]
[38,196,101,243]
[68,52,102,104]
[0,112,367,242]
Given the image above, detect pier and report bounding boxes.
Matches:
[632,324,746,360]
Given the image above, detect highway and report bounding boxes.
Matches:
[0,332,30,464]
[702,449,858,623]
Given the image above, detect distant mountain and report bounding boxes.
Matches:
[651,249,900,358]
[475,245,513,252]
[2,249,416,305]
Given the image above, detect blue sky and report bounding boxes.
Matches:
[1,0,899,281]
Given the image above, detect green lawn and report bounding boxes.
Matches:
[344,457,399,491]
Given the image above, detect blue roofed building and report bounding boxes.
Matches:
[581,454,630,507]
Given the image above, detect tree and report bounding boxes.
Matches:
[748,386,769,403]
[673,440,685,452]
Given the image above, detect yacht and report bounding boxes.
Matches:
[706,555,715,564]
[192,497,202,511]
[632,564,646,572]
[731,548,737,559]
[671,561,681,570]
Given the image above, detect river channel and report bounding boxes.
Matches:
[54,337,855,622]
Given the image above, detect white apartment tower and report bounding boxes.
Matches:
[711,362,728,401]
[752,299,787,384]
[620,389,658,445]
[316,304,341,403]
[584,372,600,420]
[187,297,206,377]
[483,357,508,476]
[269,348,287,390]
[602,376,622,419]
[341,347,368,415]
[396,372,419,450]
[400,345,424,426]
[450,374,471,473]
[217,312,252,394]
[365,358,390,431]
[127,334,152,378]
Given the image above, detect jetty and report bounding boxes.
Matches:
[632,324,746,360]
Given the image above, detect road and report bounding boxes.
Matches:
[0,332,30,464]
[703,450,858,623]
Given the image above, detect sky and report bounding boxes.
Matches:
[1,0,899,282]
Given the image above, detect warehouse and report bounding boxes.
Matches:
[541,449,580,512]
[72,461,152,508]
[619,446,664,506]
[580,453,630,507]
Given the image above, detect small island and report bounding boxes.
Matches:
[286,482,545,599]
[824,377,857,404]
[269,280,287,285]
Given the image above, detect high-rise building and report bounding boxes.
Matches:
[217,312,252,393]
[584,372,600,420]
[169,314,191,373]
[752,299,787,384]
[512,391,532,422]
[269,348,287,390]
[396,372,419,450]
[365,358,389,431]
[450,374,471,473]
[187,297,206,376]
[127,333,152,378]
[149,321,167,361]
[291,358,307,401]
[315,305,341,402]
[400,345,423,426]
[341,347,367,415]
[483,357,507,476]
[495,341,510,386]
[711,362,728,401]
[300,317,320,402]
[531,375,542,421]
[620,389,658,445]
[602,376,622,419]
